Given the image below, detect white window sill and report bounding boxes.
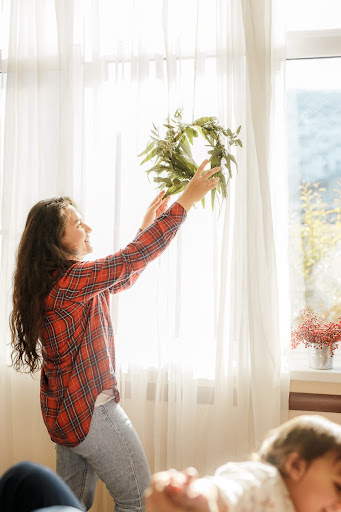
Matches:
[289,353,341,382]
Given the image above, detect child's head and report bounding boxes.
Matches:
[257,415,341,512]
[257,415,341,470]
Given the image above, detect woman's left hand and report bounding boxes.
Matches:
[140,191,170,230]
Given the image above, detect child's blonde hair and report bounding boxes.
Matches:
[256,415,341,475]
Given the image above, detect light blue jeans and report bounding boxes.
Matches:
[55,401,151,512]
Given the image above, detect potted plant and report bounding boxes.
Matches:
[291,306,341,369]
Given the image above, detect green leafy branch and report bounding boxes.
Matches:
[290,179,341,322]
[298,181,341,282]
[138,108,242,211]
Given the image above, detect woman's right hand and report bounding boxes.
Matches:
[177,159,220,212]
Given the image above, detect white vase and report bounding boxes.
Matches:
[308,345,333,370]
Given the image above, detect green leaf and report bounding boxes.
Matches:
[195,125,204,138]
[210,158,220,169]
[220,180,227,199]
[174,108,183,120]
[211,188,216,211]
[180,136,192,155]
[153,176,173,186]
[140,148,158,165]
[173,178,182,186]
[186,127,193,145]
[208,148,220,157]
[236,125,241,134]
[179,157,197,174]
[229,154,237,166]
[163,184,183,196]
[193,116,218,126]
[138,141,155,157]
[146,164,169,175]
[201,129,214,145]
[172,153,191,171]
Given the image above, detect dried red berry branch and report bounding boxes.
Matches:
[291,306,341,357]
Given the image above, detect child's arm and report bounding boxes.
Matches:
[144,468,228,512]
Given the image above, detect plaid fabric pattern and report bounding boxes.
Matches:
[40,202,186,447]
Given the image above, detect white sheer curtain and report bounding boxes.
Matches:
[0,0,289,509]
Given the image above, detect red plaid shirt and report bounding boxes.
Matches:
[40,202,186,447]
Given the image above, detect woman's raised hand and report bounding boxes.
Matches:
[177,159,220,212]
[140,159,219,230]
[140,191,171,231]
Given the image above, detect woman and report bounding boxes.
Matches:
[10,160,219,512]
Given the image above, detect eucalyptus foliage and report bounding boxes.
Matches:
[138,109,242,210]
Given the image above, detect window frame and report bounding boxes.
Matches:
[286,29,341,60]
[286,26,341,381]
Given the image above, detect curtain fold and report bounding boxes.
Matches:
[0,0,289,509]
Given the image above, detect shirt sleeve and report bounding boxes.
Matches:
[46,202,186,307]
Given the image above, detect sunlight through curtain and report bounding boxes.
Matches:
[0,1,289,510]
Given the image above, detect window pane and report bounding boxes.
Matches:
[286,0,341,31]
[287,58,341,330]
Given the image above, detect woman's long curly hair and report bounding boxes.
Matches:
[10,196,77,373]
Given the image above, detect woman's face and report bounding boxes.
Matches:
[60,205,93,260]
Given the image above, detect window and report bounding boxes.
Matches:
[286,3,341,356]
